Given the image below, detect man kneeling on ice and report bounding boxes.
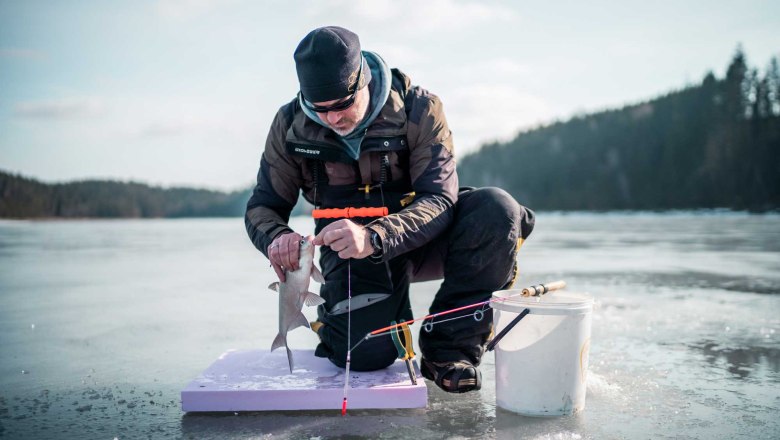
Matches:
[245,26,535,393]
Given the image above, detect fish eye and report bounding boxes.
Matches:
[300,239,306,245]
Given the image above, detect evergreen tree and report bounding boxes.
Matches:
[754,75,771,119]
[766,57,780,116]
[724,45,749,120]
[0,171,252,218]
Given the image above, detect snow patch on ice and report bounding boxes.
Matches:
[531,431,583,440]
[586,371,622,398]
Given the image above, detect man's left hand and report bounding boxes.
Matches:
[313,219,373,259]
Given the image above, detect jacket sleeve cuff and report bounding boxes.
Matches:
[365,224,388,263]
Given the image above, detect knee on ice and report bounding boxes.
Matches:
[461,187,533,242]
[322,333,398,372]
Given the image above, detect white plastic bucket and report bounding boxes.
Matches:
[490,289,593,416]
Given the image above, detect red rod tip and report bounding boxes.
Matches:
[341,398,347,416]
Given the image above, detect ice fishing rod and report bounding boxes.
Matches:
[347,280,567,353]
[319,205,388,416]
[341,260,353,416]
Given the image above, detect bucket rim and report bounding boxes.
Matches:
[490,289,593,314]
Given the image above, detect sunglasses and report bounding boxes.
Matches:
[300,59,364,113]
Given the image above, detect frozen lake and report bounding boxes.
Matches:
[0,213,778,439]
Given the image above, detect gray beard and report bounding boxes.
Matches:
[332,125,354,137]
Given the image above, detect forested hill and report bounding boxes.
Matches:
[3,49,778,218]
[0,171,250,218]
[458,49,780,211]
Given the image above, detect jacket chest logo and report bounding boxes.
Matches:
[294,147,320,155]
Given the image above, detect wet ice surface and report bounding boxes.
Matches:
[0,213,778,439]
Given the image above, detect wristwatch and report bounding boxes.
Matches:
[369,228,383,257]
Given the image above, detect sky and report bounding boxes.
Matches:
[1,0,779,191]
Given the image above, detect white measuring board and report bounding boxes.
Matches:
[181,349,427,412]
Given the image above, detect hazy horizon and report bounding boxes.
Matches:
[2,0,779,191]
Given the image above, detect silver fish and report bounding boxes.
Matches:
[269,237,326,373]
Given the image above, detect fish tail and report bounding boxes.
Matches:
[271,332,285,352]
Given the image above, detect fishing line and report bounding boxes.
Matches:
[341,259,352,416]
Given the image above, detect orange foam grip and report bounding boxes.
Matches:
[312,207,388,219]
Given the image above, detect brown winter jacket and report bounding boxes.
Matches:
[245,68,458,262]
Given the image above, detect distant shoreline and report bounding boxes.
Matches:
[1,209,777,222]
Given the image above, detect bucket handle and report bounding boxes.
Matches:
[485,308,530,352]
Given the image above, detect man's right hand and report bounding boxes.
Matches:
[268,232,303,282]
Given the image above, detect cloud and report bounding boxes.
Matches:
[14,98,104,119]
[102,94,262,144]
[481,58,531,77]
[442,57,532,83]
[370,44,426,66]
[307,0,517,34]
[445,83,554,154]
[137,122,187,138]
[387,0,517,32]
[130,117,236,140]
[155,0,243,20]
[0,48,47,60]
[408,56,544,154]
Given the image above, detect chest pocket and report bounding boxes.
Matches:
[312,136,410,187]
[322,162,358,186]
[359,136,410,185]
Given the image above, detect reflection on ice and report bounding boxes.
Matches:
[0,214,778,438]
[494,407,585,440]
[690,340,780,378]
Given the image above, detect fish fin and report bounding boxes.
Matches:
[289,311,310,331]
[268,282,280,292]
[286,346,294,373]
[304,291,326,307]
[311,265,325,284]
[271,332,285,352]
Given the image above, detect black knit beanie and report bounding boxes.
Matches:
[294,26,371,103]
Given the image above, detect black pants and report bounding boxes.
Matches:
[315,187,535,371]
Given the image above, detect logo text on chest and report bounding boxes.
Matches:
[294,147,320,155]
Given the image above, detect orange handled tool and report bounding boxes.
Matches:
[312,207,388,219]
